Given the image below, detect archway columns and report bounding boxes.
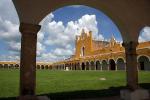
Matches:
[121,42,149,100]
[18,23,41,99]
[123,42,138,90]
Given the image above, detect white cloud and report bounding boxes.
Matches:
[40,13,54,25]
[0,55,19,61]
[53,48,73,56]
[139,26,150,42]
[37,42,45,56]
[0,0,104,62]
[0,17,20,42]
[38,14,104,62]
[0,16,46,60]
[0,0,19,24]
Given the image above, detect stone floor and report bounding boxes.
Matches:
[71,96,121,100]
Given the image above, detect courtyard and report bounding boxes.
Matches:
[0,70,149,100]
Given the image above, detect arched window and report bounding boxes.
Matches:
[81,47,85,57]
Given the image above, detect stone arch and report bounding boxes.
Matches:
[137,55,150,62]
[41,65,45,69]
[75,62,80,70]
[0,64,3,68]
[76,62,80,70]
[4,64,8,69]
[14,1,137,42]
[37,65,41,69]
[138,56,150,71]
[117,58,125,70]
[86,61,90,70]
[96,60,101,70]
[69,64,72,70]
[71,63,75,70]
[48,65,51,70]
[9,64,14,69]
[90,61,95,70]
[15,64,20,69]
[109,59,116,70]
[81,62,85,70]
[74,63,77,70]
[101,60,108,70]
[45,65,49,69]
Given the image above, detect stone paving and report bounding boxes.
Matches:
[71,96,121,100]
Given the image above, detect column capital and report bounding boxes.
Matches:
[122,41,139,48]
[19,23,41,34]
[122,41,139,49]
[122,41,139,55]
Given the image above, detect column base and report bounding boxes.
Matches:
[17,95,50,100]
[120,88,149,100]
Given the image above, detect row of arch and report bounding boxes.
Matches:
[55,56,150,71]
[0,64,52,70]
[0,56,149,70]
[56,58,125,71]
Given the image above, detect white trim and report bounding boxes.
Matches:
[116,57,126,63]
[137,55,150,62]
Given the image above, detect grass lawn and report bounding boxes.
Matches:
[0,69,150,99]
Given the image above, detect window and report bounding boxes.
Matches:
[81,47,85,56]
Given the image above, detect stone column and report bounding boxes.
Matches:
[115,63,118,71]
[122,42,138,90]
[100,63,102,71]
[19,23,41,97]
[124,62,126,71]
[107,63,109,71]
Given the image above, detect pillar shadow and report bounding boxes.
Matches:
[0,83,149,100]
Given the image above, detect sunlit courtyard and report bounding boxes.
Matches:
[0,70,150,99]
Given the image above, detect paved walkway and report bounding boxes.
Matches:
[71,96,121,100]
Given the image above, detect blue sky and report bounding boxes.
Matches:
[0,1,149,62]
[52,5,122,41]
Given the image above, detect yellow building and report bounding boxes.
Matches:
[0,30,150,71]
[53,29,150,71]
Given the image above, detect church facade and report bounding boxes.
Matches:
[52,30,150,71]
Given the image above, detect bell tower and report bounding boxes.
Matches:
[75,29,92,58]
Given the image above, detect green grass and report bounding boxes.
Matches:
[0,69,150,99]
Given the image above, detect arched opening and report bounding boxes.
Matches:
[138,27,150,71]
[0,64,3,68]
[11,2,132,98]
[37,65,41,69]
[45,65,48,69]
[81,62,85,70]
[4,64,8,69]
[90,61,95,70]
[138,56,150,71]
[76,63,80,70]
[70,63,72,70]
[72,63,74,70]
[96,61,101,70]
[15,64,19,69]
[81,47,85,57]
[102,60,108,70]
[9,64,14,69]
[74,63,77,70]
[117,58,125,70]
[86,62,90,70]
[41,65,45,69]
[109,59,116,70]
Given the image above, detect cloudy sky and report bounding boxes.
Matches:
[0,0,149,62]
